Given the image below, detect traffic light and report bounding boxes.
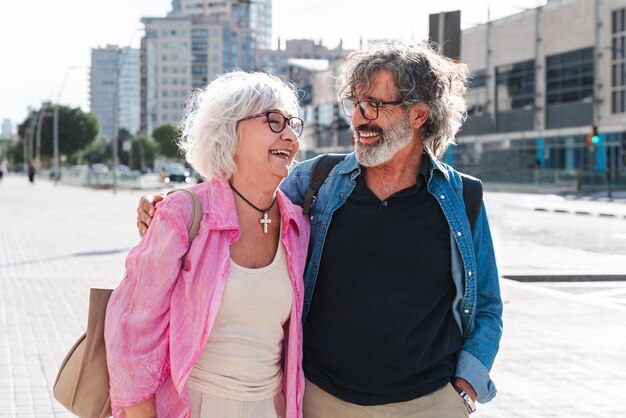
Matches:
[591,124,600,144]
[586,125,600,145]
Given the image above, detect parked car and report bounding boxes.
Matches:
[91,163,110,174]
[162,163,190,184]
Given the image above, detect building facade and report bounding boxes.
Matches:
[140,0,271,135]
[90,46,140,141]
[454,0,626,183]
[1,119,12,137]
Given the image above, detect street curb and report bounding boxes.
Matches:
[504,275,626,282]
[532,207,626,219]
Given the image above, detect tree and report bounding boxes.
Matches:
[10,139,25,170]
[116,128,133,166]
[82,139,110,165]
[130,136,158,171]
[152,123,181,159]
[17,104,99,162]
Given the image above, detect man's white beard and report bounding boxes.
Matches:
[353,114,413,167]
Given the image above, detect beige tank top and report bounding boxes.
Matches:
[187,242,293,401]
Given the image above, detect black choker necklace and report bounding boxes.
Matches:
[229,181,277,234]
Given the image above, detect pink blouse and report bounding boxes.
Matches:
[104,178,310,418]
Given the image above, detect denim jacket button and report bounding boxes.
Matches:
[340,192,346,198]
[440,194,446,200]
[468,271,472,276]
[464,309,470,314]
[457,231,462,236]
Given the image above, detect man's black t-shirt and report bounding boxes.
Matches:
[303,156,462,405]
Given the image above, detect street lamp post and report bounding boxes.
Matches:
[53,65,82,185]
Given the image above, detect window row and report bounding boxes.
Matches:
[160,66,188,73]
[612,89,626,113]
[160,42,189,50]
[612,8,626,34]
[161,54,188,62]
[160,78,188,86]
[161,101,187,110]
[161,89,191,98]
[161,30,188,37]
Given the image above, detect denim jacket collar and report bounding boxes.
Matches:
[332,151,450,184]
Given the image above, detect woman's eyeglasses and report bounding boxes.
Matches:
[238,111,304,137]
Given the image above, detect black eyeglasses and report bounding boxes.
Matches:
[238,111,304,137]
[340,98,404,120]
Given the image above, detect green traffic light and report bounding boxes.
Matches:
[591,135,600,144]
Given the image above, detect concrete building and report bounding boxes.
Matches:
[257,38,348,80]
[1,119,12,137]
[454,0,626,182]
[118,48,141,136]
[90,46,141,140]
[295,1,626,187]
[140,0,271,135]
[253,39,350,154]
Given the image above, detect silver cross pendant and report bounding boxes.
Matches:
[259,212,272,234]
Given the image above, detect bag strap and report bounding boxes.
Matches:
[460,174,483,229]
[167,188,202,267]
[302,154,346,216]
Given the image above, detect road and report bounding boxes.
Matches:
[0,174,625,417]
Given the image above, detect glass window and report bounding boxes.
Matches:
[496,60,535,111]
[545,47,594,105]
[192,29,208,39]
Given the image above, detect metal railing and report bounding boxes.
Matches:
[40,168,142,189]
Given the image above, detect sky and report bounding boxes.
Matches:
[0,0,547,132]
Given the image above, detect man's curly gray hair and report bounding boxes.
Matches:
[337,42,469,158]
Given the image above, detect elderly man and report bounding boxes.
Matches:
[138,42,502,417]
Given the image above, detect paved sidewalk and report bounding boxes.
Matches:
[1,174,625,417]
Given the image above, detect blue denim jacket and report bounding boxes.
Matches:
[280,152,503,404]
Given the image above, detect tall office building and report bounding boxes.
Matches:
[90,46,141,140]
[118,48,141,136]
[1,119,12,137]
[140,0,271,135]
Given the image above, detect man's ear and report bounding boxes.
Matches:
[410,103,429,129]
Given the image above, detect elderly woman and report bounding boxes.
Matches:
[104,71,309,418]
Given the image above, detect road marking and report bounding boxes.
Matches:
[502,279,626,313]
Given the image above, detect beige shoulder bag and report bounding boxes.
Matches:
[53,189,202,418]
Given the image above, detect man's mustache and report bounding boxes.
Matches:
[355,124,383,133]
